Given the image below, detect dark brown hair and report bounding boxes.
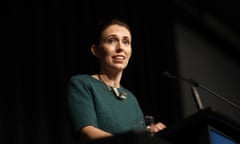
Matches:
[92,17,131,46]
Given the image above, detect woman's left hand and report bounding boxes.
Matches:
[147,122,166,133]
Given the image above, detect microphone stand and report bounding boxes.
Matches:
[197,82,240,110]
[191,84,204,110]
[162,71,240,111]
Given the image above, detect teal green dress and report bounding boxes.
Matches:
[67,74,145,134]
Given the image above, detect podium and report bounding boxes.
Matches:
[90,108,240,144]
[157,107,240,143]
[90,130,173,144]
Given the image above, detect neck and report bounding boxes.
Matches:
[98,73,120,88]
[97,73,127,100]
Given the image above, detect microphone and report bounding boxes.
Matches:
[162,71,204,110]
[162,71,199,87]
[162,71,240,111]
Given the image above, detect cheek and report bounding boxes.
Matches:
[128,49,132,58]
[101,50,112,61]
[99,48,109,57]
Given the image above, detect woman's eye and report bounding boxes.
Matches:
[123,40,130,45]
[107,38,117,43]
[104,37,130,45]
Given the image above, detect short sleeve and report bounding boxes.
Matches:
[67,75,98,132]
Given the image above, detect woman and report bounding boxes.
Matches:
[67,17,166,143]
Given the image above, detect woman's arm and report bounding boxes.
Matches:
[79,125,113,143]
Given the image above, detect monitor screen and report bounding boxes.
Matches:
[209,126,238,144]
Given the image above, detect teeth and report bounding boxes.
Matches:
[114,56,124,59]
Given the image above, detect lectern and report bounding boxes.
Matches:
[157,107,240,144]
[90,108,239,144]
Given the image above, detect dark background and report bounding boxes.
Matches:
[8,0,240,144]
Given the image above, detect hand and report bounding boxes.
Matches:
[146,122,166,133]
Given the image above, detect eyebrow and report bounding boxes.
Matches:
[105,34,130,40]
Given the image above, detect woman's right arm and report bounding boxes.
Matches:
[79,125,113,143]
[68,76,113,143]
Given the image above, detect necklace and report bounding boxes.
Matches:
[97,73,127,100]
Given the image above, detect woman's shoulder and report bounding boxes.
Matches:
[69,74,92,81]
[70,74,90,79]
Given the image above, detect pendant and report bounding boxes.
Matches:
[112,87,127,100]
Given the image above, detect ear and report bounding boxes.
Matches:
[91,44,100,58]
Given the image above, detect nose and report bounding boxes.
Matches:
[116,42,124,51]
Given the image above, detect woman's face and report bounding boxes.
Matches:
[94,24,132,72]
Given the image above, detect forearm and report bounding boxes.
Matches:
[80,125,113,143]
